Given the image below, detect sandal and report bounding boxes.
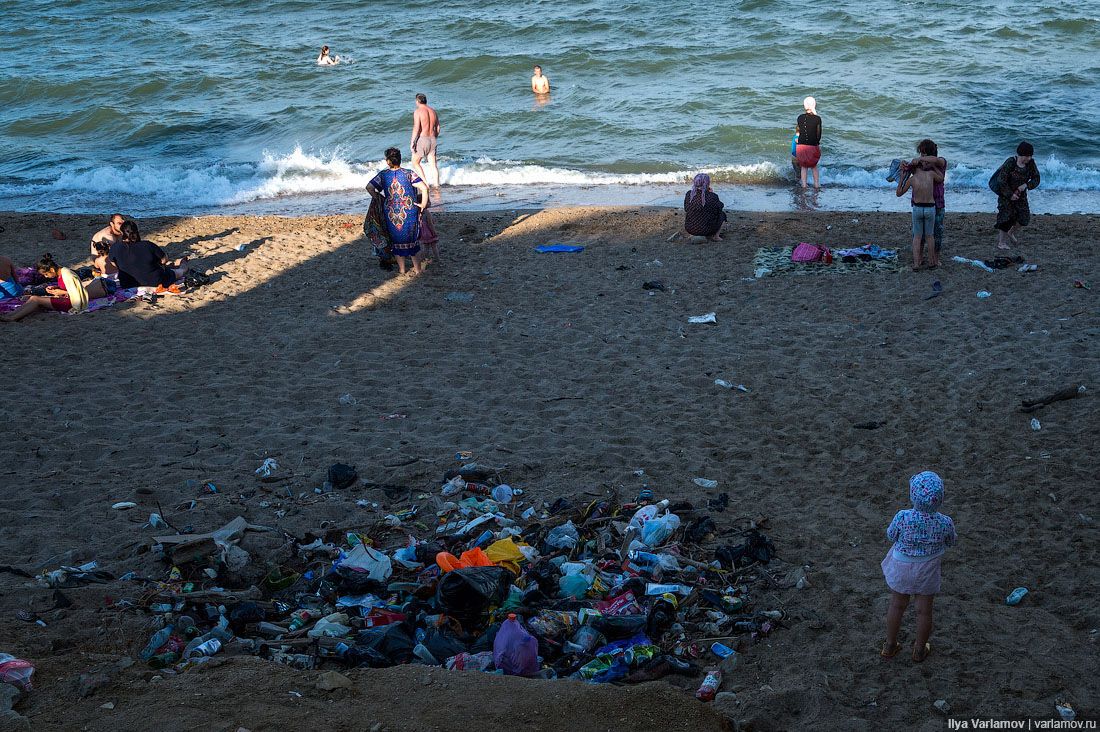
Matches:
[880,641,902,659]
[912,642,931,663]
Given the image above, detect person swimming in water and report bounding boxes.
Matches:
[317,46,339,65]
[531,65,550,94]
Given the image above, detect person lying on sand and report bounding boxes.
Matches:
[1,252,113,322]
[109,220,188,291]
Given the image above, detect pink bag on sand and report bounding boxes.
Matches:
[791,242,829,263]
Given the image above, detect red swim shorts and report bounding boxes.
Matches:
[795,144,821,168]
[49,296,72,312]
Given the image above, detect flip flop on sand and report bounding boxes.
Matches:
[880,641,902,659]
[912,642,932,663]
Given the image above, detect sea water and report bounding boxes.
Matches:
[1,0,1098,215]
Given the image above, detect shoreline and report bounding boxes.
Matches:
[3,180,1099,219]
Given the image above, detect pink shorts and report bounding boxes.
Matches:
[881,549,942,595]
[795,144,821,168]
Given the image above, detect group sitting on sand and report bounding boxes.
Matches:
[1,215,189,322]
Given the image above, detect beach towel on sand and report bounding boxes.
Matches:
[535,244,585,253]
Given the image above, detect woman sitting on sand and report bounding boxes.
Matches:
[1,253,111,322]
[109,221,188,290]
[683,173,726,241]
[368,147,429,276]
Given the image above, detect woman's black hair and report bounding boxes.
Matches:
[1017,140,1034,157]
[36,252,59,274]
[385,147,401,167]
[917,139,936,156]
[120,220,141,243]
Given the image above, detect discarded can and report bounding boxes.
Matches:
[710,642,736,659]
[696,668,723,701]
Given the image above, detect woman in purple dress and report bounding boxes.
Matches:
[368,147,429,275]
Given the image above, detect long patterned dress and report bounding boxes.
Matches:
[369,167,423,256]
[994,157,1040,232]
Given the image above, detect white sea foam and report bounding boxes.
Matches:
[11,148,1100,214]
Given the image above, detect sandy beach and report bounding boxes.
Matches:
[0,206,1097,730]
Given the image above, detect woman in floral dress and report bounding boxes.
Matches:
[368,147,430,275]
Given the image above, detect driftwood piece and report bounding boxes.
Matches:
[1020,384,1084,413]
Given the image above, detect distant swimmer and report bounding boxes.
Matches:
[531,65,550,94]
[90,213,125,257]
[410,93,441,189]
[317,46,339,65]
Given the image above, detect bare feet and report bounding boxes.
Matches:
[996,242,1011,250]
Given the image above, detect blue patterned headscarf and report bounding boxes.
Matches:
[690,173,711,205]
[909,471,944,513]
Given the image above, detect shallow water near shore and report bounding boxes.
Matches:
[1,0,1099,215]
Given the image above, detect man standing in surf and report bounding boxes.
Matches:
[410,93,441,190]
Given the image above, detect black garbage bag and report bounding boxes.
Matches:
[329,565,386,595]
[468,621,500,654]
[685,516,718,544]
[345,624,416,667]
[592,614,648,640]
[435,566,513,630]
[715,529,776,569]
[422,626,468,661]
[227,601,266,630]
[327,463,358,489]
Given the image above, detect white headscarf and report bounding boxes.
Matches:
[803,96,817,114]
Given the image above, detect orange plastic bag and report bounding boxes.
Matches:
[436,547,493,573]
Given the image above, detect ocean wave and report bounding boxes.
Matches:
[9,149,1100,213]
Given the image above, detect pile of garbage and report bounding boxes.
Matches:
[106,461,790,700]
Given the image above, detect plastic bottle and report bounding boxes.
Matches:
[139,624,175,660]
[493,614,539,676]
[288,609,314,631]
[628,499,669,530]
[628,550,681,573]
[711,642,736,659]
[441,476,466,497]
[696,669,723,701]
[564,625,605,654]
[412,643,441,665]
[188,638,221,657]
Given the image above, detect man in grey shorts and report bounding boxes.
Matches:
[410,93,441,188]
[896,155,943,270]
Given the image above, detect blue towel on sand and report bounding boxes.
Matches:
[535,244,585,253]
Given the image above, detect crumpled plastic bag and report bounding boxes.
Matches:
[484,537,528,575]
[327,463,358,489]
[436,548,493,573]
[346,624,415,668]
[545,520,579,550]
[0,654,34,690]
[338,544,393,581]
[436,567,513,630]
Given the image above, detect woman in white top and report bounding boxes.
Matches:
[317,46,339,65]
